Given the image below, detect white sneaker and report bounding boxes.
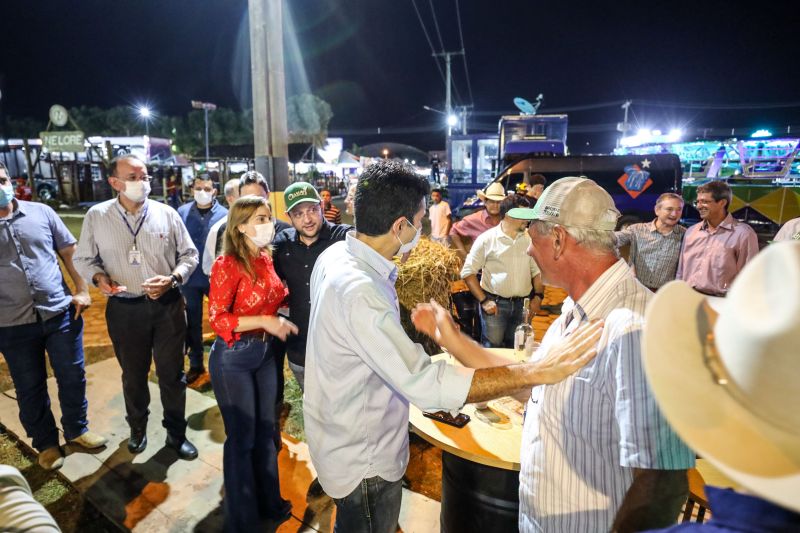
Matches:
[68,431,108,449]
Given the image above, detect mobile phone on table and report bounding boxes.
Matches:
[422,410,470,428]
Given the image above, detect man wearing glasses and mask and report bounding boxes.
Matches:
[75,155,200,460]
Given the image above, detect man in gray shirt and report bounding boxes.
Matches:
[75,155,199,460]
[614,192,686,291]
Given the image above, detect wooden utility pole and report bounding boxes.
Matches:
[248,0,289,210]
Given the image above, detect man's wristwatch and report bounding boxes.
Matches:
[532,292,544,300]
[169,274,180,289]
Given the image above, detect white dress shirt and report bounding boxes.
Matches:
[461,224,540,298]
[304,233,474,499]
[202,217,226,275]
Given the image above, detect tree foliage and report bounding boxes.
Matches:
[3,94,333,155]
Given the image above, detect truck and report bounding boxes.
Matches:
[445,114,568,211]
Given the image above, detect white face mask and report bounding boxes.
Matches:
[194,190,214,206]
[121,180,151,203]
[244,221,275,248]
[396,218,421,255]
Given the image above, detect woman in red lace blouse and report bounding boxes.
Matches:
[208,195,298,532]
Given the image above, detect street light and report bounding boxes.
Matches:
[191,100,217,163]
[137,105,152,136]
[382,148,389,159]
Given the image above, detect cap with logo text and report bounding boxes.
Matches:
[507,176,620,231]
[284,181,321,212]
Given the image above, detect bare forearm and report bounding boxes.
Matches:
[233,315,266,332]
[450,233,466,258]
[612,469,688,533]
[466,364,541,403]
[442,329,515,369]
[58,245,88,293]
[464,274,485,302]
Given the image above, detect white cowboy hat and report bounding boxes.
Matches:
[476,182,507,202]
[642,241,800,513]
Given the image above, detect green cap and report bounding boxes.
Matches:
[284,181,321,212]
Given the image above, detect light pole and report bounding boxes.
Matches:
[137,105,152,137]
[191,100,217,163]
[382,148,389,159]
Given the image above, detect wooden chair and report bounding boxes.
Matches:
[682,467,708,522]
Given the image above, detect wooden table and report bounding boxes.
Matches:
[409,350,525,533]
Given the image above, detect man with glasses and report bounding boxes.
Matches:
[177,173,227,383]
[75,155,200,459]
[273,182,352,390]
[677,181,758,296]
[614,193,687,292]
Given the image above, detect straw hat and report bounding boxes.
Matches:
[642,241,800,513]
[476,182,507,202]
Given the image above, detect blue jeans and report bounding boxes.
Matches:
[333,476,403,533]
[0,306,88,451]
[480,297,524,348]
[209,336,285,532]
[181,284,208,369]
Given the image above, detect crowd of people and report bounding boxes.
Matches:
[1,156,798,532]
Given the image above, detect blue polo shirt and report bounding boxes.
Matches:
[646,486,800,532]
[0,200,76,326]
[177,200,227,287]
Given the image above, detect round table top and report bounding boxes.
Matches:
[409,350,525,471]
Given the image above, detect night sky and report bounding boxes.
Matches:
[2,0,799,152]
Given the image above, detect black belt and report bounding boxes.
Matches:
[112,288,181,305]
[484,291,527,302]
[239,330,269,342]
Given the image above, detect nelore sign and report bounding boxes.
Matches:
[40,131,85,153]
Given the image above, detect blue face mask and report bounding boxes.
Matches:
[0,182,14,208]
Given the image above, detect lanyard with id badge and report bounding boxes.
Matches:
[120,205,148,266]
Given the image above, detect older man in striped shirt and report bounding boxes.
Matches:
[614,192,686,291]
[507,177,694,532]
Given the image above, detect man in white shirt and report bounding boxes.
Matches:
[427,188,451,245]
[305,161,603,533]
[201,178,239,275]
[462,194,543,347]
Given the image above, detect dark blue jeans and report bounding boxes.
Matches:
[209,336,285,533]
[0,306,88,451]
[480,297,524,348]
[181,284,208,368]
[333,476,403,533]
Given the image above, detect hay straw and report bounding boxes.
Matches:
[394,237,462,311]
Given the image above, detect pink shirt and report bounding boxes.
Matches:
[677,214,759,295]
[448,209,499,241]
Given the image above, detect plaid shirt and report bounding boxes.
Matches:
[614,220,686,289]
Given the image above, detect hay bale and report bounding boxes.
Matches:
[394,238,463,354]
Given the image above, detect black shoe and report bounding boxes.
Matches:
[186,366,205,384]
[165,434,198,460]
[128,430,147,454]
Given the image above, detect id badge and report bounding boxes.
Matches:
[128,246,142,266]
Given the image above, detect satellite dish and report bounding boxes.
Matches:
[514,97,536,115]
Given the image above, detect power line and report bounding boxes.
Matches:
[454,0,474,106]
[428,0,446,55]
[410,0,446,85]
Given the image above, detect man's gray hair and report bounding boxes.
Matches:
[655,192,684,207]
[223,178,240,198]
[531,220,618,255]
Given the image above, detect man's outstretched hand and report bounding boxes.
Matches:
[411,299,460,346]
[529,320,604,385]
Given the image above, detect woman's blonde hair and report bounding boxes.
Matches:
[223,195,272,279]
